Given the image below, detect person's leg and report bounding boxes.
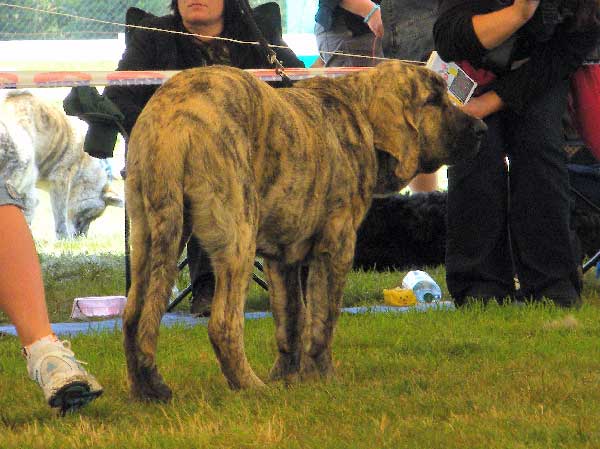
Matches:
[507,80,581,306]
[0,201,102,412]
[445,112,516,304]
[315,21,350,67]
[187,235,215,316]
[409,172,439,193]
[0,204,52,346]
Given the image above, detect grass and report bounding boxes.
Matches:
[0,181,599,448]
[1,301,600,448]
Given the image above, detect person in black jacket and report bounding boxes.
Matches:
[104,0,304,315]
[433,0,600,307]
[105,0,303,136]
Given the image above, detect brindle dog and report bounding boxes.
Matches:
[124,60,486,401]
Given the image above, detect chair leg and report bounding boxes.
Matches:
[583,249,600,274]
[165,258,268,312]
[166,284,193,312]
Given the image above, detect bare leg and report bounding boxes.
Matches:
[409,172,439,193]
[0,205,52,346]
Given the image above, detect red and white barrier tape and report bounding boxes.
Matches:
[3,62,596,90]
[0,67,372,90]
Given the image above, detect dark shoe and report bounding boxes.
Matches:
[190,281,213,317]
[532,280,582,308]
[532,293,582,309]
[190,296,211,317]
[453,295,519,308]
[452,283,516,307]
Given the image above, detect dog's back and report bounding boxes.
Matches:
[124,62,486,398]
[129,66,378,260]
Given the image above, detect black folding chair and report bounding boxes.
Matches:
[568,161,600,274]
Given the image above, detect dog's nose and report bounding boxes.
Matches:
[473,119,488,140]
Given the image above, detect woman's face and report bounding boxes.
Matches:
[178,0,225,28]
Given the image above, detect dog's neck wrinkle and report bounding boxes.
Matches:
[341,70,376,114]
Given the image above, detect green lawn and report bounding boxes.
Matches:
[1,301,600,448]
[0,182,599,448]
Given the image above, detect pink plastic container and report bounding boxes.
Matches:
[70,296,127,320]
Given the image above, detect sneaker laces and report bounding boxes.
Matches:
[23,339,89,369]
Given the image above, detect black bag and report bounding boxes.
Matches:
[63,86,125,159]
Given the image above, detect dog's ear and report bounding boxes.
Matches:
[367,93,420,182]
[102,184,124,207]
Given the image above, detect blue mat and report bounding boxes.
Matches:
[0,302,454,337]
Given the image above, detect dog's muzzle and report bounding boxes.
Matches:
[447,116,488,166]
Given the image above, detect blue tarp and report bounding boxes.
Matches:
[0,302,455,337]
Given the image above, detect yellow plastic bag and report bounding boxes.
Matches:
[383,288,417,307]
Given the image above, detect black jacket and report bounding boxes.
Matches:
[104,3,304,135]
[433,0,600,113]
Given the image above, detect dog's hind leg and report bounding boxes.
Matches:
[301,214,356,379]
[209,244,265,389]
[264,261,306,383]
[124,172,184,401]
[200,218,264,390]
[123,172,155,399]
[136,202,183,401]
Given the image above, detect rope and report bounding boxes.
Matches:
[0,2,405,65]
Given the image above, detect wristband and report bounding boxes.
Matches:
[363,4,380,23]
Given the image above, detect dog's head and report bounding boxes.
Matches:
[65,156,123,238]
[365,60,486,194]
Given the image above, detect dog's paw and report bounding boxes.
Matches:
[130,367,173,402]
[227,371,266,390]
[131,381,173,403]
[269,355,301,383]
[300,353,335,381]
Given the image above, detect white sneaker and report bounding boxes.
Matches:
[24,337,103,414]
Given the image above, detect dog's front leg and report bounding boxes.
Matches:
[263,260,307,384]
[301,216,356,379]
[47,177,72,238]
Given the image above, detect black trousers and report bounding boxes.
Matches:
[445,80,582,304]
[186,235,215,304]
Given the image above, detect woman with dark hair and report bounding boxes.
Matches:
[106,0,302,135]
[433,0,600,307]
[104,0,304,316]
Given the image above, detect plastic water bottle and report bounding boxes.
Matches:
[401,270,442,303]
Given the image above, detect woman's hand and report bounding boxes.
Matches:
[340,0,384,37]
[366,7,384,38]
[461,91,504,119]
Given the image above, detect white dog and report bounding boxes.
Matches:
[0,91,122,238]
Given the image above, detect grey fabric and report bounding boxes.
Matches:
[0,181,25,209]
[380,0,438,62]
[315,20,383,67]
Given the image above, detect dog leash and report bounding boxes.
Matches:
[234,0,293,87]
